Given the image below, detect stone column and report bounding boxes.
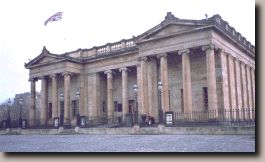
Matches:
[227,55,236,120]
[147,58,158,119]
[104,70,114,121]
[50,74,58,119]
[79,74,85,116]
[136,64,142,118]
[137,57,149,115]
[234,59,243,119]
[40,76,48,126]
[250,68,255,108]
[157,54,170,112]
[202,45,218,111]
[246,66,253,119]
[219,50,230,110]
[29,78,36,127]
[178,49,193,113]
[63,72,71,126]
[241,63,248,119]
[246,66,253,108]
[147,60,153,118]
[83,74,88,118]
[87,73,101,120]
[250,68,255,120]
[119,67,129,121]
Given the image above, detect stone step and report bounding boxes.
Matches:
[59,129,76,135]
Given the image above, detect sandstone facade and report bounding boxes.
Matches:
[25,12,255,127]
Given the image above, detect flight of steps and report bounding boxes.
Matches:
[58,128,77,135]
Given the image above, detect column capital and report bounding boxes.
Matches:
[245,65,251,70]
[28,77,36,82]
[228,54,236,60]
[234,58,240,63]
[220,50,228,56]
[137,56,148,62]
[136,63,141,67]
[104,69,113,75]
[50,74,57,78]
[87,73,97,77]
[156,53,167,59]
[62,72,72,77]
[216,48,225,55]
[119,67,128,72]
[232,56,237,61]
[79,72,88,77]
[178,49,190,55]
[241,62,247,67]
[38,76,46,80]
[201,44,215,52]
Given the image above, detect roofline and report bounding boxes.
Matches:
[25,12,254,68]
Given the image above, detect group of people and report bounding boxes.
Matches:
[141,115,155,126]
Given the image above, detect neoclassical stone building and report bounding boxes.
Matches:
[25,12,255,127]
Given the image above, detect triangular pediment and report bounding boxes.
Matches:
[36,55,61,64]
[135,12,210,42]
[148,24,199,38]
[25,46,66,68]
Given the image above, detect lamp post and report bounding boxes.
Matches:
[157,81,163,124]
[133,84,138,125]
[7,98,11,128]
[19,97,23,128]
[59,92,64,126]
[76,90,80,127]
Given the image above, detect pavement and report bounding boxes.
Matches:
[0,134,255,152]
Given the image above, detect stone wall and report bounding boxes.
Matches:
[168,54,182,112]
[190,51,207,111]
[0,126,255,135]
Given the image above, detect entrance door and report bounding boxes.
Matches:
[60,101,64,126]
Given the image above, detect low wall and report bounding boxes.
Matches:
[0,126,255,135]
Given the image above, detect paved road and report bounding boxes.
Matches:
[0,135,255,152]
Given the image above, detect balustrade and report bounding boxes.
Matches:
[96,39,136,56]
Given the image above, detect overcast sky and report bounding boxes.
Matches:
[0,0,255,103]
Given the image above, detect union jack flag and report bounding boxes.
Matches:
[44,12,63,26]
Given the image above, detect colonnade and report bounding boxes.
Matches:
[28,44,255,127]
[219,50,255,120]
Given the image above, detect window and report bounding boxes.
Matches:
[72,100,77,117]
[48,103,52,119]
[118,104,122,112]
[181,89,184,112]
[203,87,208,111]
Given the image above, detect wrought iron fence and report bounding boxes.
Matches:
[0,108,255,130]
[174,108,255,126]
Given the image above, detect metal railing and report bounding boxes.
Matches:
[174,108,255,127]
[0,108,255,129]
